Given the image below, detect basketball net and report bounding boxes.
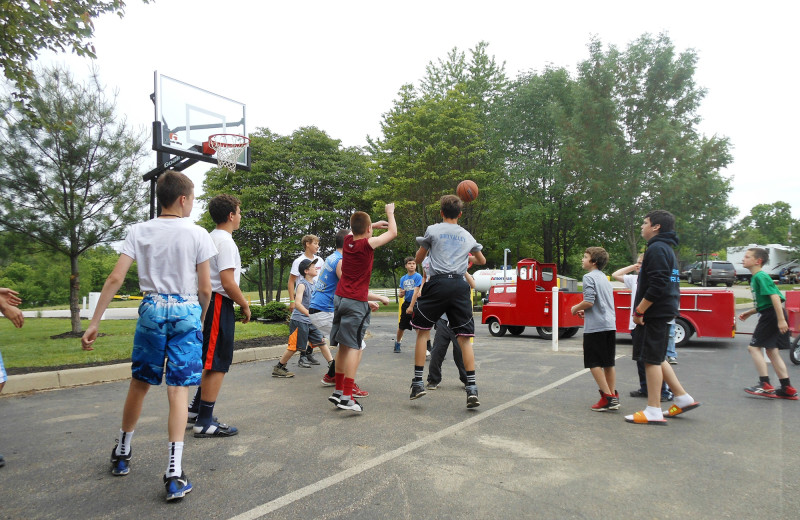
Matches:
[208,134,250,172]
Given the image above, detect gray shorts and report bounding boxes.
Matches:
[308,310,334,338]
[330,296,371,351]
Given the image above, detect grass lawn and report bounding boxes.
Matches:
[0,319,288,369]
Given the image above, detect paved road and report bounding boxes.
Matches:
[1,314,798,519]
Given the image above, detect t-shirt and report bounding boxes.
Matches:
[209,229,241,300]
[310,251,342,312]
[623,274,638,331]
[291,253,323,283]
[399,272,422,302]
[121,218,217,295]
[416,222,482,276]
[335,235,373,301]
[582,269,616,333]
[750,270,784,312]
[290,278,313,324]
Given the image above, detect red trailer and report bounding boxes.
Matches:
[786,290,800,365]
[481,259,737,345]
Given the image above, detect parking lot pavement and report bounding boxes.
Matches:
[1,314,798,519]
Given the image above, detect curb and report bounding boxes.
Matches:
[2,345,287,396]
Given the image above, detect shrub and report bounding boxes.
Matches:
[262,301,290,321]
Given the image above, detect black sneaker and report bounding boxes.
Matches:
[0,454,4,468]
[298,356,312,368]
[305,352,321,365]
[110,444,131,476]
[328,392,342,406]
[425,381,439,390]
[337,398,363,412]
[466,385,480,408]
[410,381,427,400]
[164,471,193,501]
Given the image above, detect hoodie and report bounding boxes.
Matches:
[634,230,681,319]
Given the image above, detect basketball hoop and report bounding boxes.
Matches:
[208,134,250,172]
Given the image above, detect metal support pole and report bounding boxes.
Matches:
[552,286,559,352]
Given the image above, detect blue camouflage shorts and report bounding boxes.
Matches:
[0,349,7,384]
[132,293,203,386]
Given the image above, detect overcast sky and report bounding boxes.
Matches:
[42,0,799,223]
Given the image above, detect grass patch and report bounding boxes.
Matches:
[0,319,288,369]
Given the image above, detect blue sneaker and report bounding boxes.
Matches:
[164,471,193,501]
[193,421,238,438]
[394,341,401,353]
[110,445,131,476]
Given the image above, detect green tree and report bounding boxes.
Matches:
[1,0,152,112]
[0,65,148,333]
[734,201,798,246]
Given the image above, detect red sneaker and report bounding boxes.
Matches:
[321,374,335,386]
[775,385,799,400]
[352,382,369,398]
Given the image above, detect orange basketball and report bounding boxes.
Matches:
[457,180,479,202]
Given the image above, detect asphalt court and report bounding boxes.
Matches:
[1,314,798,519]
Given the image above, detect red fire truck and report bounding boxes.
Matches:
[481,258,736,346]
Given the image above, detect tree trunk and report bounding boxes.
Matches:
[69,254,82,333]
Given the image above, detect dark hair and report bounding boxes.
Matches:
[351,211,371,235]
[156,170,194,208]
[748,247,769,266]
[404,256,415,265]
[644,210,675,233]
[335,228,349,249]
[440,195,463,219]
[208,194,241,224]
[584,247,609,271]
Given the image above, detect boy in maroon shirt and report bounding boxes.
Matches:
[327,203,397,412]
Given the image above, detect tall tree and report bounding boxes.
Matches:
[734,201,798,246]
[0,0,152,112]
[0,65,147,332]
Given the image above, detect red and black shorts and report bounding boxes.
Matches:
[202,292,236,373]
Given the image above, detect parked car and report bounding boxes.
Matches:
[687,260,736,287]
[681,261,701,280]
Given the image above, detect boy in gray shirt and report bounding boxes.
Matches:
[571,247,618,411]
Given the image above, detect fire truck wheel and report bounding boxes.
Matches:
[673,317,693,347]
[508,326,525,336]
[789,335,800,365]
[562,327,579,338]
[488,320,507,337]
[536,327,569,339]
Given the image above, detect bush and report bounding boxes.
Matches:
[242,301,290,322]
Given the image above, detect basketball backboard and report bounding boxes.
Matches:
[152,71,250,170]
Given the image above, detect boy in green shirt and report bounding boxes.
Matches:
[738,247,797,399]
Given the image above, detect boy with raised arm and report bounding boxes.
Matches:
[409,195,486,408]
[327,204,397,412]
[82,170,217,500]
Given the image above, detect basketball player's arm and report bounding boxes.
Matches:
[632,298,652,326]
[81,254,134,350]
[197,260,212,324]
[220,269,251,324]
[470,250,487,266]
[772,293,789,333]
[0,288,24,328]
[414,247,428,266]
[287,274,298,310]
[368,203,397,249]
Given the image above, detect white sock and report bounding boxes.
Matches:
[166,441,184,478]
[644,406,663,421]
[674,393,694,408]
[116,430,134,456]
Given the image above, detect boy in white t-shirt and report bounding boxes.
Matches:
[82,170,217,502]
[188,194,251,438]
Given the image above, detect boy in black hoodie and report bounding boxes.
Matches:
[625,210,700,425]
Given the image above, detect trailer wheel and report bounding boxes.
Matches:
[536,327,569,339]
[562,327,580,338]
[673,317,693,347]
[488,320,507,337]
[790,335,800,366]
[508,326,525,336]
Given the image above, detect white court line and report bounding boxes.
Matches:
[228,366,594,520]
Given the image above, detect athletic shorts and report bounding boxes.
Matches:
[750,307,790,349]
[632,317,670,366]
[308,309,334,338]
[583,330,617,368]
[131,293,203,386]
[287,319,325,352]
[201,292,236,373]
[330,295,370,351]
[0,349,7,384]
[398,300,414,330]
[411,275,474,336]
